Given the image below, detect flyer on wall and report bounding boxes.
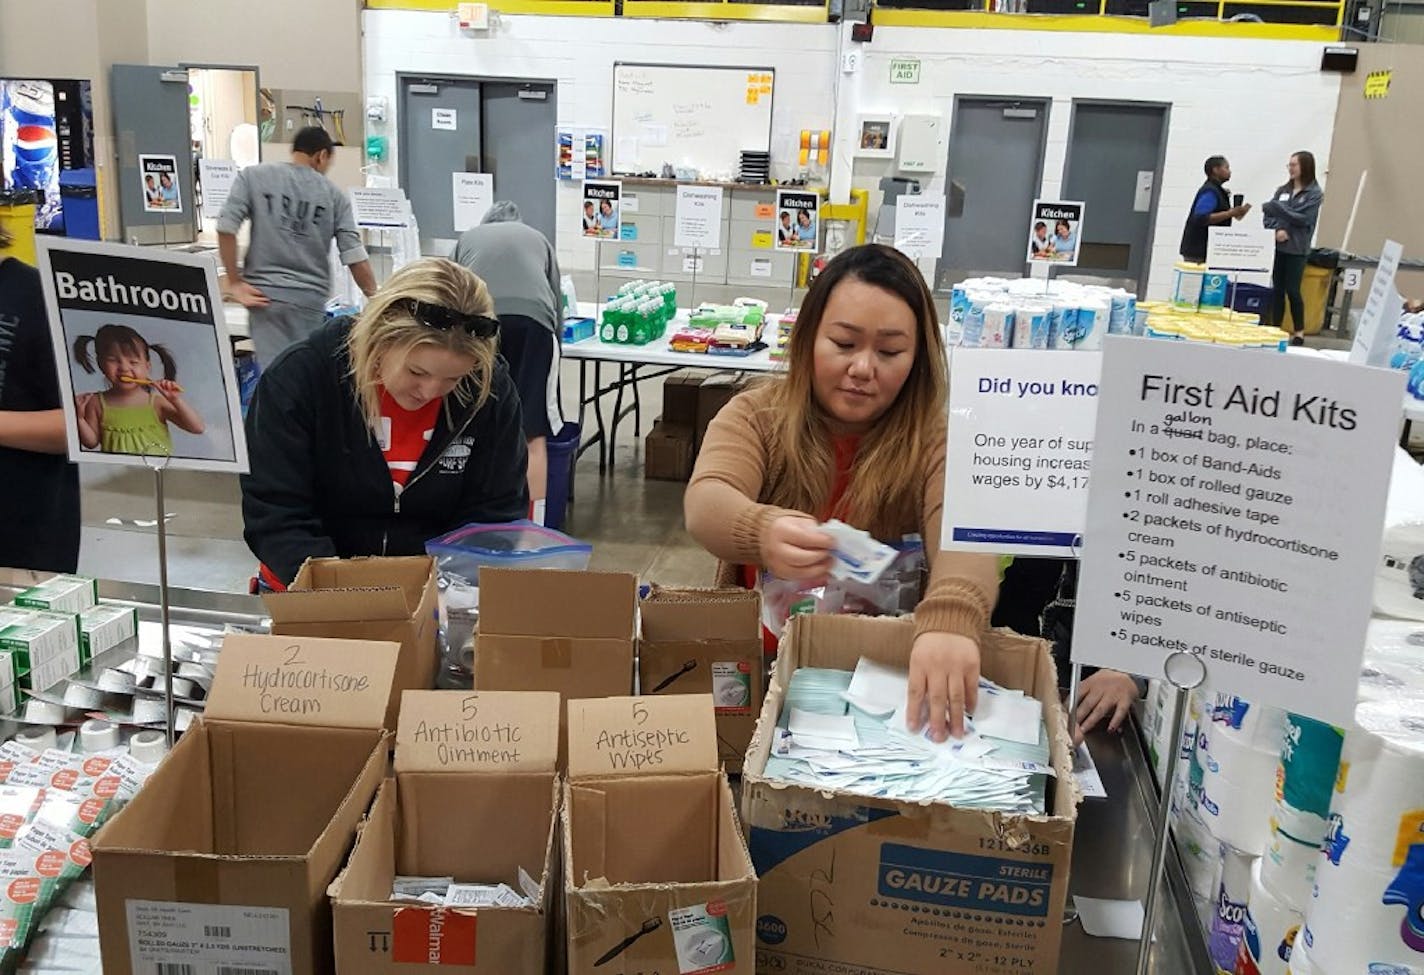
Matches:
[35,238,249,474]
[1026,199,1084,267]
[582,179,622,239]
[775,189,819,252]
[139,154,183,213]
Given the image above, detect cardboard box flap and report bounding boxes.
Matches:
[395,690,560,774]
[479,568,636,639]
[641,586,760,642]
[261,555,432,623]
[206,634,400,730]
[567,694,718,779]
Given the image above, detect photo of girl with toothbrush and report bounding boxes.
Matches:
[72,324,205,456]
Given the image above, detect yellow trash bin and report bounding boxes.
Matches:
[0,192,38,267]
[1278,264,1332,336]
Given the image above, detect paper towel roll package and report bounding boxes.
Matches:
[1210,847,1258,972]
[1212,694,1288,752]
[1237,859,1304,975]
[1011,303,1050,349]
[1202,722,1282,853]
[1278,714,1344,828]
[1073,299,1109,351]
[1302,699,1424,974]
[983,303,1014,348]
[1262,822,1320,910]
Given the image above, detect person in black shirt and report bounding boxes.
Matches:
[0,229,80,572]
[1180,156,1252,264]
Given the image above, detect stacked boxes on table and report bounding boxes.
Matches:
[639,586,764,773]
[563,695,756,973]
[78,604,138,667]
[331,690,562,973]
[92,634,398,974]
[646,372,704,482]
[0,608,80,695]
[742,615,1081,974]
[262,555,440,730]
[474,568,637,767]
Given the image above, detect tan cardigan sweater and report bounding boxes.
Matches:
[685,384,1000,641]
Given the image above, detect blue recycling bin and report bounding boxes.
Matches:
[58,168,99,240]
[544,422,581,530]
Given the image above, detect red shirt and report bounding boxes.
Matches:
[379,388,441,489]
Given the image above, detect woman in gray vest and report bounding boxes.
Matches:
[1262,151,1324,347]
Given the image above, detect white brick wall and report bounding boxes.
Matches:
[364,12,1342,298]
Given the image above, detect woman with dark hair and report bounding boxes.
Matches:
[1262,150,1324,347]
[684,244,1000,742]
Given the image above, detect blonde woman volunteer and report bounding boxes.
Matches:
[241,259,529,589]
[685,244,999,742]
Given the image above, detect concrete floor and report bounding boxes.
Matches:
[75,362,718,593]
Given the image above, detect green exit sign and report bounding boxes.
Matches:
[890,58,921,85]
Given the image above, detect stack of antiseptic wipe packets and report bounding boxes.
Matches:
[764,657,1050,813]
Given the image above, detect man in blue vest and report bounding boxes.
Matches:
[1180,156,1252,264]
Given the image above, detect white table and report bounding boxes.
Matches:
[561,302,784,474]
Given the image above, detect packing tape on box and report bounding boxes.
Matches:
[540,638,573,669]
[1239,857,1304,975]
[1279,713,1344,828]
[1262,817,1321,911]
[1201,722,1281,854]
[1208,846,1256,972]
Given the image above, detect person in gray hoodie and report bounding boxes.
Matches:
[1262,150,1324,346]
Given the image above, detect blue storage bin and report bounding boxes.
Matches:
[1229,282,1273,316]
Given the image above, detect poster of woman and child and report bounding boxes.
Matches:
[1026,199,1085,267]
[35,238,248,473]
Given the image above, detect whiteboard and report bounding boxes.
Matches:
[612,63,774,179]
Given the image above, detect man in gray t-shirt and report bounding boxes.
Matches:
[217,126,377,364]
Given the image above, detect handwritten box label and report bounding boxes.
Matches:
[567,694,717,778]
[206,634,399,730]
[396,690,560,773]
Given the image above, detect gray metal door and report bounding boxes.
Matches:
[938,98,1049,290]
[110,64,195,245]
[1062,101,1168,294]
[481,81,557,248]
[398,75,482,254]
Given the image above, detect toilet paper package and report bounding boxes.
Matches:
[1210,846,1258,972]
[1285,935,1315,975]
[1262,825,1320,911]
[1278,714,1345,830]
[983,303,1014,349]
[1302,699,1424,974]
[1178,808,1225,901]
[1202,723,1282,853]
[961,293,989,348]
[1237,859,1303,975]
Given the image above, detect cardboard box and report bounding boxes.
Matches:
[563,694,757,974]
[474,568,637,767]
[645,419,695,482]
[662,371,706,429]
[639,587,764,773]
[263,555,439,730]
[92,634,398,975]
[12,573,97,614]
[742,615,1081,975]
[79,603,139,665]
[0,607,81,692]
[331,690,562,974]
[696,376,747,452]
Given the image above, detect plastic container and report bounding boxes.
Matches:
[425,519,591,588]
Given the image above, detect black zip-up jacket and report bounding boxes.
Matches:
[240,317,529,585]
[1179,179,1231,263]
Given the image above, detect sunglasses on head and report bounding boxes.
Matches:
[397,299,500,338]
